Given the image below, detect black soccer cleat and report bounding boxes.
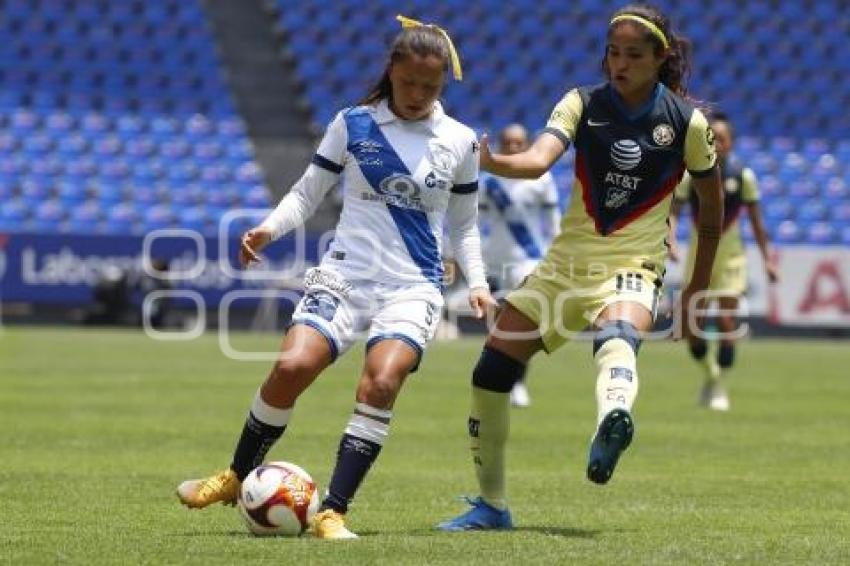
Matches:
[586,409,634,485]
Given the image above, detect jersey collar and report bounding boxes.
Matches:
[374,98,445,131]
[608,82,664,121]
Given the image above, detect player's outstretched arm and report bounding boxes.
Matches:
[479,131,565,179]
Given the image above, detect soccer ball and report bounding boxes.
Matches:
[237,461,320,536]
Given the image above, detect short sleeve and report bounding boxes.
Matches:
[683,108,717,176]
[312,111,348,173]
[673,171,693,202]
[543,88,583,148]
[451,133,479,194]
[538,172,559,206]
[741,167,759,202]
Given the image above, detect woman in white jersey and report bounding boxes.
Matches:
[176,16,495,540]
[480,123,561,407]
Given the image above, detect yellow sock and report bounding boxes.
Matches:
[469,386,510,510]
[594,338,639,424]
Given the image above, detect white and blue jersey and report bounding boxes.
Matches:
[479,172,560,289]
[258,99,486,363]
[261,99,486,290]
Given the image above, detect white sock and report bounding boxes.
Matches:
[594,339,639,424]
[345,402,392,445]
[470,387,510,510]
[252,389,293,427]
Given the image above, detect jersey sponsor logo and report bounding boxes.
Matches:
[353,139,383,154]
[605,187,630,208]
[610,139,642,170]
[602,172,642,209]
[378,173,422,199]
[424,170,449,190]
[652,123,675,146]
[587,119,610,127]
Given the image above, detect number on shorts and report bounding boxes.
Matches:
[616,272,643,293]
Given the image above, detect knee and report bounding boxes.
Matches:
[270,357,318,383]
[357,371,401,408]
[472,345,527,393]
[593,321,641,357]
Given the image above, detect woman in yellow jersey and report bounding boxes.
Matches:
[670,113,779,411]
[439,3,723,531]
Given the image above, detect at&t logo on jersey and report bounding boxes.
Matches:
[610,139,642,171]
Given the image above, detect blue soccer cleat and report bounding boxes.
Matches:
[436,496,514,531]
[586,408,634,485]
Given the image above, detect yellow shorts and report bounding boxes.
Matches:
[505,266,661,353]
[686,252,748,296]
[710,254,747,296]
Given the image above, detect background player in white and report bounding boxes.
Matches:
[479,124,561,407]
[176,16,496,540]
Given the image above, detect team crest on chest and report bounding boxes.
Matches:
[652,123,675,146]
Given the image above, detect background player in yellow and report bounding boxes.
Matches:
[669,113,779,411]
[439,3,723,531]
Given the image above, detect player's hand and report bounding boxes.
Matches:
[239,226,273,268]
[765,254,780,283]
[668,242,680,263]
[677,284,705,341]
[468,285,498,319]
[478,133,494,172]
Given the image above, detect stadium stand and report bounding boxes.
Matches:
[0,0,267,236]
[0,0,847,246]
[273,0,849,246]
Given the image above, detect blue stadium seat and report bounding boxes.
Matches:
[806,222,838,245]
[775,220,802,244]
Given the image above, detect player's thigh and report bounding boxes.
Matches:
[368,284,443,367]
[291,267,364,359]
[595,300,654,333]
[277,324,335,374]
[591,269,661,333]
[485,303,544,363]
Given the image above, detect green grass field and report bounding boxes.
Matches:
[2,326,849,564]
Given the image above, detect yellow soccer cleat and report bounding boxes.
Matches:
[176,469,240,509]
[311,509,358,540]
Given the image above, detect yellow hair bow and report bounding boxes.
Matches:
[396,14,463,81]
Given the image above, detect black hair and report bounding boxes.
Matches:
[358,26,452,106]
[604,3,692,98]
